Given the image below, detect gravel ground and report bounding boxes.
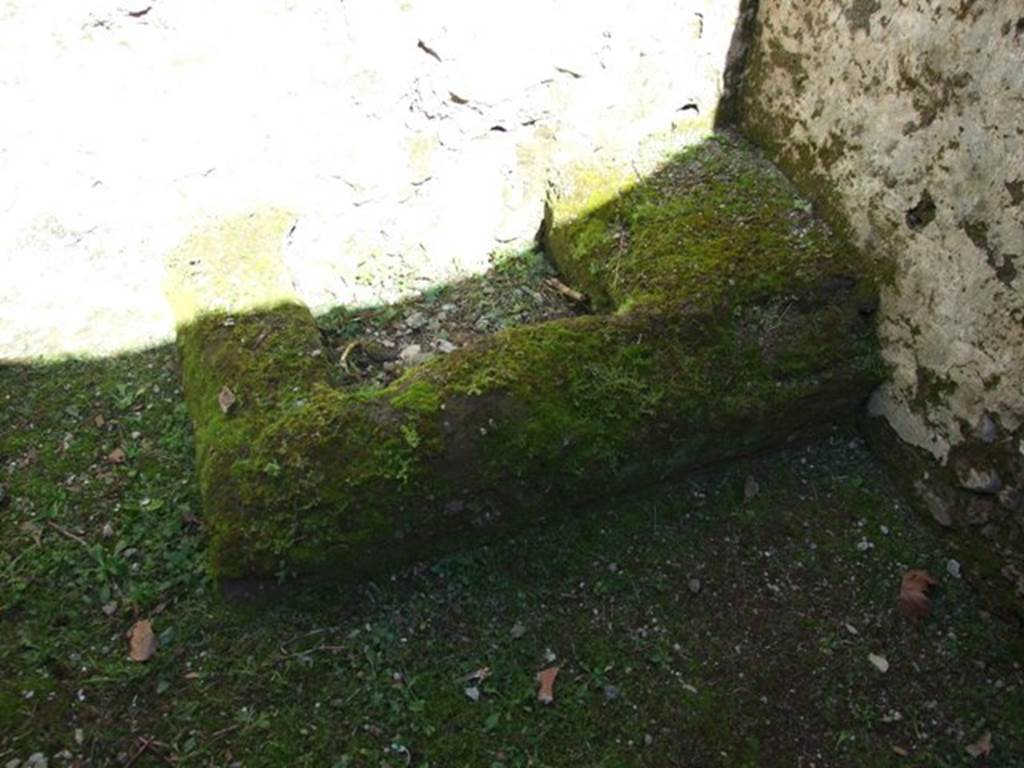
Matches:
[318,249,587,389]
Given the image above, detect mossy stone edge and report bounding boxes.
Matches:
[175,134,885,585]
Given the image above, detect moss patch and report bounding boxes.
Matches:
[175,134,883,583]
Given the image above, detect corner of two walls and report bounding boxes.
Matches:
[733,1,1024,613]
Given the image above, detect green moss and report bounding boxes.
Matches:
[546,134,879,318]
[177,134,883,584]
[0,686,21,734]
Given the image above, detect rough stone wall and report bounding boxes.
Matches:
[739,2,1024,598]
[0,0,743,360]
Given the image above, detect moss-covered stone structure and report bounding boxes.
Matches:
[169,134,881,584]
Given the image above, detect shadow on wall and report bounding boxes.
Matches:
[715,0,762,129]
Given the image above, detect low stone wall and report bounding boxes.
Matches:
[738,2,1024,604]
[170,136,881,583]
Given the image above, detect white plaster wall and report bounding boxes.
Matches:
[0,0,742,360]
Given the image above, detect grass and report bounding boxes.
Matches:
[2,345,1023,766]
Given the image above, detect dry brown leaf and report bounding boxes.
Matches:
[891,745,909,757]
[218,386,237,415]
[128,618,158,662]
[107,447,126,464]
[464,666,491,682]
[536,666,559,705]
[966,730,992,759]
[744,475,760,501]
[94,414,106,428]
[898,569,939,621]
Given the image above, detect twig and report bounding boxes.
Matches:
[339,341,361,371]
[129,738,175,767]
[46,520,90,549]
[277,642,346,659]
[211,724,241,740]
[251,328,272,350]
[123,737,154,768]
[544,277,588,305]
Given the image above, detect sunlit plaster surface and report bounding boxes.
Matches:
[0,0,741,360]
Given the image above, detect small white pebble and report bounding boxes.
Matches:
[868,653,889,673]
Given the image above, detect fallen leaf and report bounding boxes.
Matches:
[744,475,760,501]
[510,622,526,639]
[464,686,480,702]
[463,666,491,682]
[966,730,992,759]
[898,569,939,621]
[218,386,236,415]
[94,414,105,428]
[107,447,126,464]
[536,666,559,705]
[128,619,158,662]
[892,745,909,757]
[868,653,889,673]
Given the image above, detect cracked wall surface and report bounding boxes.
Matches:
[740,1,1024,594]
[0,0,742,360]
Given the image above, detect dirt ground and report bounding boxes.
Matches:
[2,345,1023,766]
